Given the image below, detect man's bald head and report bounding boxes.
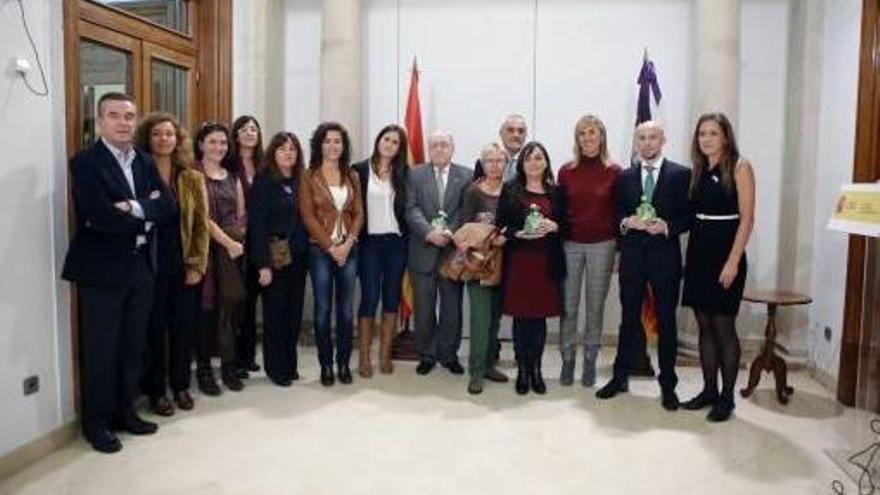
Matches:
[635,120,666,161]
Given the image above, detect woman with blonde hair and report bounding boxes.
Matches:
[557,115,621,387]
[134,113,209,413]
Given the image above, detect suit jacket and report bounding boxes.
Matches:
[614,158,692,261]
[62,140,174,288]
[405,162,471,273]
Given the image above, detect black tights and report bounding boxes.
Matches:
[694,310,741,402]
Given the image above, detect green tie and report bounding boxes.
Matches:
[643,165,656,202]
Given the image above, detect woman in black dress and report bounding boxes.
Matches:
[681,112,755,422]
[496,141,566,395]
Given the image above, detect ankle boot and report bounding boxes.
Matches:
[531,360,546,394]
[221,364,244,392]
[515,360,530,395]
[379,312,397,374]
[197,366,221,396]
[357,317,374,378]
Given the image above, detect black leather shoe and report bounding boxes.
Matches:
[245,362,261,372]
[174,390,194,411]
[707,398,734,422]
[416,360,436,376]
[681,391,718,411]
[149,396,174,417]
[515,363,530,395]
[320,366,335,386]
[531,365,546,395]
[272,377,293,387]
[197,368,222,396]
[221,365,245,392]
[595,379,628,400]
[338,364,353,384]
[484,367,508,383]
[86,429,122,454]
[113,415,158,435]
[291,369,300,381]
[236,368,250,380]
[661,390,680,411]
[442,360,465,375]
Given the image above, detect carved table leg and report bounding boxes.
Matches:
[740,354,765,398]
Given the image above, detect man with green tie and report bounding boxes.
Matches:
[595,121,693,411]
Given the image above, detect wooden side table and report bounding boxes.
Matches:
[739,290,812,404]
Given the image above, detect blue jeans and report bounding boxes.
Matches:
[309,244,358,367]
[358,234,407,317]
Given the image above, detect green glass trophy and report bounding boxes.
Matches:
[523,203,544,236]
[635,195,658,223]
[431,209,450,234]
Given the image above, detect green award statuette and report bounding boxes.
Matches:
[523,203,544,236]
[635,195,658,223]
[431,209,450,234]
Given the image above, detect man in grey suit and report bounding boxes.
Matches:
[405,131,471,375]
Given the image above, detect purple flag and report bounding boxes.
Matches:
[636,55,662,125]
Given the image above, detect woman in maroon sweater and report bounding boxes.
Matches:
[557,115,622,387]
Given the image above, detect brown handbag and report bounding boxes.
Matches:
[268,236,292,270]
[440,223,504,286]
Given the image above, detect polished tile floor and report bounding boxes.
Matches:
[0,346,874,495]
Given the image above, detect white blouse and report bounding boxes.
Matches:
[329,184,349,242]
[367,170,399,235]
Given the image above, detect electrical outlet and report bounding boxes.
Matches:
[12,57,30,75]
[824,326,833,342]
[23,375,39,396]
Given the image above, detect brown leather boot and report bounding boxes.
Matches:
[379,312,397,374]
[357,317,374,378]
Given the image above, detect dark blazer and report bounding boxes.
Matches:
[495,183,567,284]
[614,158,692,256]
[247,170,307,270]
[353,159,408,238]
[62,140,174,288]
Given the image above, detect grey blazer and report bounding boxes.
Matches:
[405,162,471,273]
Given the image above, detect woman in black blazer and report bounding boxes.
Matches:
[248,132,309,387]
[495,141,566,395]
[353,124,410,377]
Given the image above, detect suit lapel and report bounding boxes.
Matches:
[442,167,462,209]
[96,140,135,199]
[425,165,441,212]
[132,151,147,197]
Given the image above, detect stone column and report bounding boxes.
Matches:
[320,0,363,157]
[694,0,741,122]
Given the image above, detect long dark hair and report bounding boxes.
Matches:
[193,121,233,172]
[370,124,409,198]
[309,121,352,175]
[264,131,304,182]
[229,115,265,177]
[510,141,554,200]
[690,112,740,198]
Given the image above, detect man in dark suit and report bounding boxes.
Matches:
[63,92,173,453]
[596,121,692,410]
[405,130,471,375]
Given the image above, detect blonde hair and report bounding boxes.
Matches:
[572,114,610,166]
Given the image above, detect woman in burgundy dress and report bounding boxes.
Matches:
[496,141,566,395]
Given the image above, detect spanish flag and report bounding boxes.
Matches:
[398,58,425,325]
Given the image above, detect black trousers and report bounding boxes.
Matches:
[143,272,199,398]
[261,257,308,382]
[613,246,681,391]
[512,317,547,367]
[238,261,260,367]
[79,252,154,436]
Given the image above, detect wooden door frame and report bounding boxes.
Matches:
[838,0,880,407]
[62,0,232,412]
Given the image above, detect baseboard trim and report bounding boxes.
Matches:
[0,421,78,482]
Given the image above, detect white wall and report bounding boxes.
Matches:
[0,0,73,456]
[807,0,861,379]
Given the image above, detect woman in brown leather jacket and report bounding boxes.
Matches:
[299,122,364,386]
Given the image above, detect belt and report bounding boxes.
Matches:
[696,213,739,221]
